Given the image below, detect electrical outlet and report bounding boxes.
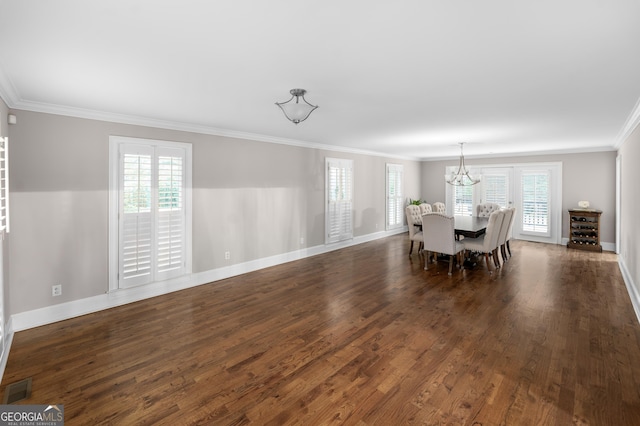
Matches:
[52,285,62,297]
[300,237,304,245]
[224,251,230,260]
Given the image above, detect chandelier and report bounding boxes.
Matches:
[445,142,481,186]
[275,88,318,124]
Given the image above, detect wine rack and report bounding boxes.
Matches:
[568,209,602,252]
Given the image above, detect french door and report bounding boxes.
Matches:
[446,163,562,244]
[109,137,192,290]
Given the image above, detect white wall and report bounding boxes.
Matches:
[618,124,640,314]
[6,109,421,317]
[420,152,617,245]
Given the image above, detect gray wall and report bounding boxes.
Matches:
[619,125,640,298]
[420,152,617,244]
[6,109,421,315]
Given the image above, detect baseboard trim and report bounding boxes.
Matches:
[0,317,14,382]
[619,257,640,326]
[10,227,407,333]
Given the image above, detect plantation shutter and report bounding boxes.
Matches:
[118,144,187,288]
[386,163,404,230]
[156,148,185,280]
[482,172,509,208]
[521,170,550,235]
[453,185,473,216]
[326,158,353,243]
[0,136,9,233]
[120,145,154,287]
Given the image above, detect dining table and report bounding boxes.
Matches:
[453,215,489,239]
[415,215,489,239]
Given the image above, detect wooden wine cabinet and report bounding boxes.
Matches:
[568,209,602,252]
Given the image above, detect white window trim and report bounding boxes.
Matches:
[386,163,404,231]
[108,136,192,292]
[325,157,354,244]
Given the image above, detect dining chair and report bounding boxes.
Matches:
[462,209,505,272]
[431,202,446,214]
[422,213,465,275]
[419,203,432,215]
[496,208,514,262]
[476,202,501,217]
[405,205,423,255]
[504,207,516,258]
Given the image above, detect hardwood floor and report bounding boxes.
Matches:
[3,236,640,425]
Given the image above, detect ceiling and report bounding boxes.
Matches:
[1,0,639,160]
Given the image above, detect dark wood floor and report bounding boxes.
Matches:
[3,235,640,425]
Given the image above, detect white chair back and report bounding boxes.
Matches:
[432,202,446,213]
[422,213,460,256]
[477,203,501,217]
[486,210,505,251]
[497,208,514,247]
[405,205,422,238]
[506,207,516,240]
[419,203,432,215]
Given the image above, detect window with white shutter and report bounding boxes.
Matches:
[110,137,191,290]
[326,158,353,243]
[481,171,509,208]
[521,170,550,235]
[453,184,474,216]
[386,163,403,230]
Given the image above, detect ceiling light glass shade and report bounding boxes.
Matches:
[445,143,481,186]
[275,88,318,124]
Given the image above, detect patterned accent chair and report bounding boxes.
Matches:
[476,203,501,217]
[405,205,423,255]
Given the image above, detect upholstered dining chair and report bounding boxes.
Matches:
[422,213,465,275]
[462,209,505,272]
[476,202,501,217]
[496,208,515,262]
[405,205,423,255]
[504,207,516,258]
[432,202,446,214]
[419,203,432,215]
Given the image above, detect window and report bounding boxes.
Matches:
[453,184,474,216]
[0,136,8,234]
[386,163,403,230]
[520,170,550,235]
[482,171,509,208]
[326,158,353,243]
[110,137,192,290]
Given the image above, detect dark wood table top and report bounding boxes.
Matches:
[454,215,489,238]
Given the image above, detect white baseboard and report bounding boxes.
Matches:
[10,227,407,333]
[619,257,640,325]
[0,317,15,381]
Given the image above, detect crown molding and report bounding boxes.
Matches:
[0,65,20,107]
[5,97,419,161]
[615,95,640,149]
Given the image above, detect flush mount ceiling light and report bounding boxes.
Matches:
[445,142,481,186]
[275,88,318,124]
